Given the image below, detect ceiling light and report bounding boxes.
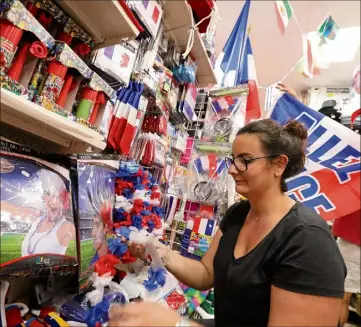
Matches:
[307,26,360,64]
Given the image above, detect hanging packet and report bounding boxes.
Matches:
[119,83,145,155]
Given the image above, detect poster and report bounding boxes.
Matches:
[75,156,118,288]
[0,141,76,272]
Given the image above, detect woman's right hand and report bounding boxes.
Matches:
[129,239,168,261]
[276,83,299,99]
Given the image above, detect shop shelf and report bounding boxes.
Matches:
[55,0,139,48]
[163,0,217,87]
[0,88,106,153]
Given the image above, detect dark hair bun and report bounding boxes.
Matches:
[284,120,308,141]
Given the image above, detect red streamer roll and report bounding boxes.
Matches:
[47,61,68,80]
[89,92,107,125]
[0,19,24,68]
[7,42,31,82]
[81,87,98,102]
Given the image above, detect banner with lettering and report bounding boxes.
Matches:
[269,93,360,221]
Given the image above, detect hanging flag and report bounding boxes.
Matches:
[210,95,238,114]
[301,35,321,78]
[274,0,293,34]
[215,0,261,122]
[318,15,339,42]
[240,37,261,122]
[302,35,313,77]
[268,93,360,224]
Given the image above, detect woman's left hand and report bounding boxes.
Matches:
[109,302,181,327]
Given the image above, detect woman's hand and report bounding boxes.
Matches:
[276,83,299,99]
[129,239,168,261]
[109,302,181,327]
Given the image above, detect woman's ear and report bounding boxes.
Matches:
[274,155,288,177]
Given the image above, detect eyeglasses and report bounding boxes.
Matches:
[225,155,280,172]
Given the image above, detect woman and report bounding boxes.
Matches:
[110,119,346,327]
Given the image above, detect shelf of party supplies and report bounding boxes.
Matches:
[55,0,139,48]
[163,0,217,87]
[0,88,106,153]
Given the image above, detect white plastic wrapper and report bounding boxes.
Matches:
[86,272,113,306]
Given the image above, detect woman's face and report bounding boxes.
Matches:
[45,194,63,222]
[228,134,286,197]
[92,217,105,251]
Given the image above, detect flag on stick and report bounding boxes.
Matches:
[215,0,261,122]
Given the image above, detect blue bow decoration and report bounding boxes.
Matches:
[115,226,131,240]
[143,268,167,292]
[107,237,128,257]
[131,215,143,230]
[113,208,127,222]
[83,301,109,327]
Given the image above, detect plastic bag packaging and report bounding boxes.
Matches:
[187,151,228,204]
[203,87,249,142]
[59,300,86,323]
[85,273,113,306]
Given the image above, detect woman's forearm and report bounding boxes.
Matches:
[164,250,213,291]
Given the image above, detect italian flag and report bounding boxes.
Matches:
[275,1,293,34]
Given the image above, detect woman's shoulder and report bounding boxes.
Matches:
[274,203,339,257]
[219,200,250,233]
[283,202,331,233]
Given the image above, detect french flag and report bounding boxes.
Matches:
[269,93,360,245]
[216,0,261,122]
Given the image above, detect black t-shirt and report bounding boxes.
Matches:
[213,201,346,327]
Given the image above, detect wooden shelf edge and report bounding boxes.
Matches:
[55,0,139,47]
[0,89,106,152]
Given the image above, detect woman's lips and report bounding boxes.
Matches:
[235,180,246,185]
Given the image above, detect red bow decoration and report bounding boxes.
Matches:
[135,168,143,177]
[94,254,120,276]
[115,180,134,195]
[30,41,48,59]
[150,192,161,200]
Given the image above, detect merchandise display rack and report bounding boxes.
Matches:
[0,0,219,323]
[163,0,217,87]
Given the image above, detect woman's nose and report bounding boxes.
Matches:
[228,164,238,175]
